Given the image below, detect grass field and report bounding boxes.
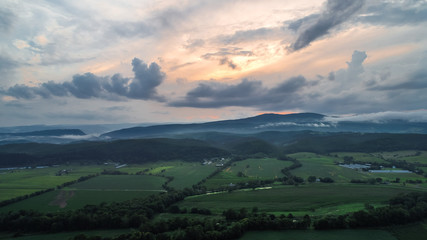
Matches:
[116,161,218,189]
[0,229,132,240]
[388,221,427,240]
[203,158,291,189]
[288,153,370,182]
[288,152,425,184]
[178,184,424,216]
[0,165,113,201]
[239,229,397,240]
[333,152,388,164]
[375,151,427,164]
[0,175,166,213]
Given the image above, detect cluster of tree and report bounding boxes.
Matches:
[0,138,230,167]
[72,210,311,240]
[350,178,383,184]
[314,192,427,230]
[279,156,304,185]
[101,170,129,175]
[0,188,197,233]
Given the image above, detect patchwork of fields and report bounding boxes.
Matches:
[1,151,427,239]
[203,158,292,189]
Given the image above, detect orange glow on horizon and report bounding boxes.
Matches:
[257,111,298,115]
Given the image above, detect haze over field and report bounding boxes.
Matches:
[1,0,427,126]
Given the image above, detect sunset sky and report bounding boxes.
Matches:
[1,0,427,126]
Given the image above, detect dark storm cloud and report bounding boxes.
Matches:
[289,0,365,51]
[169,76,308,109]
[1,58,165,101]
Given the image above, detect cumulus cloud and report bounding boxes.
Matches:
[169,76,308,109]
[1,58,165,101]
[289,0,365,51]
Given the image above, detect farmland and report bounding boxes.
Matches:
[0,174,166,212]
[178,184,422,216]
[1,149,427,239]
[202,158,292,189]
[0,165,112,201]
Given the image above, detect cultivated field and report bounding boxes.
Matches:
[203,158,292,189]
[0,174,166,212]
[0,165,111,201]
[178,184,421,216]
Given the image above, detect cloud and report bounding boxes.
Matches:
[369,69,427,91]
[219,27,279,45]
[0,8,15,33]
[219,57,238,70]
[289,0,365,51]
[1,58,165,101]
[0,55,19,74]
[201,47,253,70]
[324,110,427,123]
[169,76,308,109]
[359,1,427,26]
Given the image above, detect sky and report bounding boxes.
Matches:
[1,0,427,126]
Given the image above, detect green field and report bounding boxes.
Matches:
[0,175,166,213]
[0,165,112,201]
[203,158,291,189]
[0,229,132,240]
[288,153,369,182]
[178,184,423,216]
[389,221,427,240]
[375,151,427,164]
[333,152,387,163]
[239,229,397,240]
[288,152,425,184]
[115,161,218,189]
[70,174,165,190]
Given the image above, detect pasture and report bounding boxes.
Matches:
[203,158,291,189]
[238,229,397,240]
[376,150,427,164]
[332,152,387,164]
[0,175,166,213]
[0,165,111,201]
[288,152,425,184]
[117,161,218,189]
[178,184,424,216]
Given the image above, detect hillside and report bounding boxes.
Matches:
[0,138,229,167]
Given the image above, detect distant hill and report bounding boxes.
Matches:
[101,112,427,140]
[0,138,229,167]
[101,113,328,139]
[0,129,86,137]
[283,133,427,153]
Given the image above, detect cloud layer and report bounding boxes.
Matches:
[289,0,365,51]
[1,58,165,101]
